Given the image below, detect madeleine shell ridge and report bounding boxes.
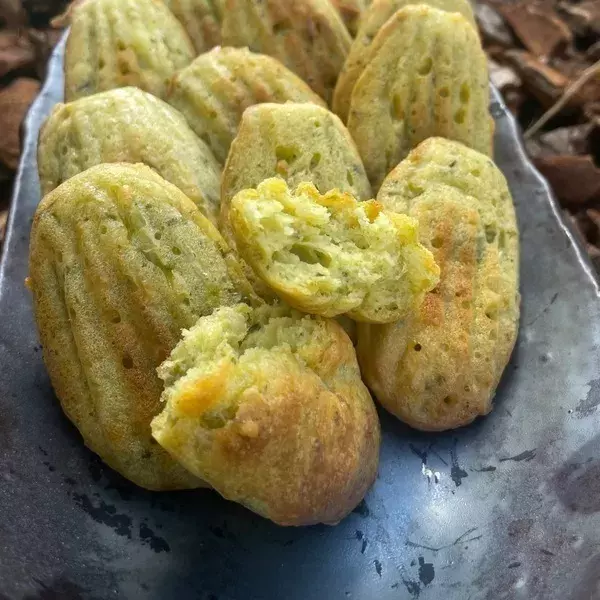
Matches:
[38,87,222,224]
[164,0,224,53]
[65,0,194,101]
[29,163,250,490]
[333,0,477,122]
[221,0,352,103]
[167,47,326,165]
[347,5,492,190]
[151,304,381,526]
[357,139,520,431]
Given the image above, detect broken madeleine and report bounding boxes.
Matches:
[220,102,372,298]
[221,102,372,247]
[229,178,439,323]
[151,303,380,526]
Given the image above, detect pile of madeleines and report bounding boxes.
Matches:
[28,0,520,526]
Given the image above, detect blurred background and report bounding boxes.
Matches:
[0,0,598,265]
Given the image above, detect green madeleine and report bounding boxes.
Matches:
[29,163,253,490]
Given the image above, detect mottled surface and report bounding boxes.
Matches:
[1,37,600,599]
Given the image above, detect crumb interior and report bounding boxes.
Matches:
[233,179,438,320]
[157,304,322,428]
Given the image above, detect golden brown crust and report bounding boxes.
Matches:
[29,163,252,489]
[37,87,222,224]
[64,0,194,101]
[346,5,492,190]
[333,0,477,122]
[359,191,487,430]
[357,139,520,431]
[152,305,380,525]
[221,0,352,103]
[166,47,325,165]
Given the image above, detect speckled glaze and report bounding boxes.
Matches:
[1,36,600,599]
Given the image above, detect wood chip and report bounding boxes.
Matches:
[525,58,600,138]
[584,102,600,128]
[586,207,600,226]
[586,40,600,62]
[585,242,600,274]
[557,1,600,35]
[587,243,600,259]
[0,162,11,183]
[0,0,26,28]
[534,155,600,208]
[489,58,522,90]
[0,30,35,77]
[563,209,590,244]
[0,77,40,170]
[497,1,572,59]
[574,210,595,242]
[586,209,600,247]
[551,57,600,105]
[504,49,570,108]
[526,124,593,159]
[504,88,528,116]
[0,209,6,243]
[576,76,600,107]
[488,58,525,114]
[475,3,516,48]
[27,27,64,78]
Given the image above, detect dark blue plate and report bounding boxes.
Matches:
[1,37,600,600]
